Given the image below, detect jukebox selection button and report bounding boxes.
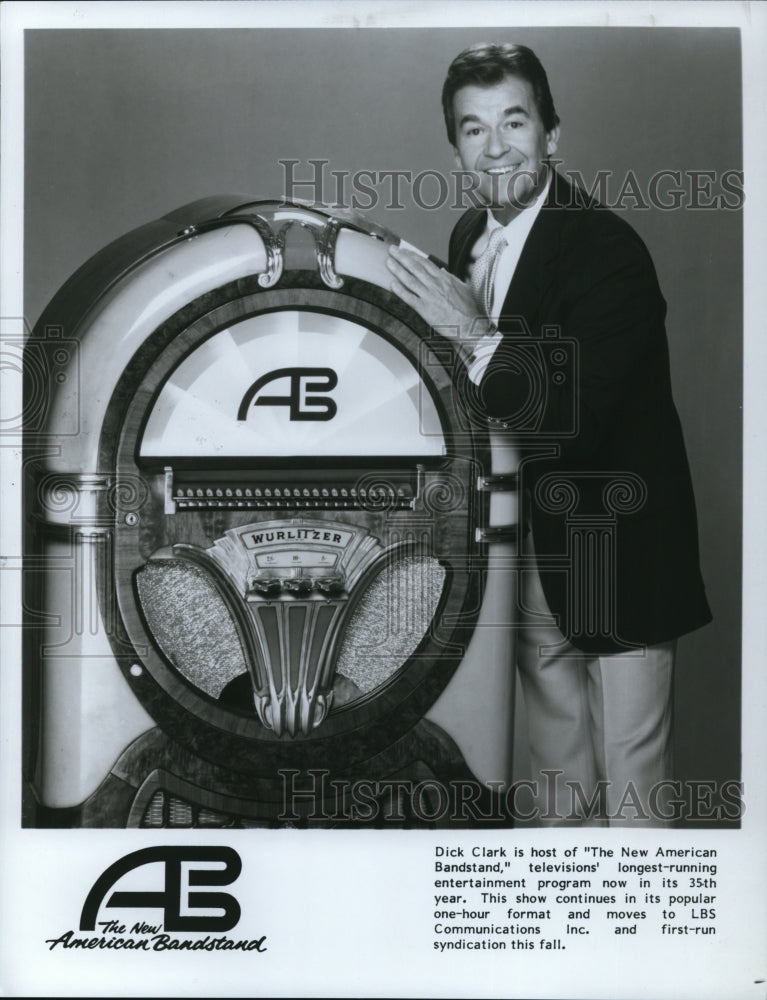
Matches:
[281,578,314,596]
[249,577,282,598]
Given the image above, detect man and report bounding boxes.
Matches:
[386,43,711,825]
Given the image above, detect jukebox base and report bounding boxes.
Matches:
[30,721,511,829]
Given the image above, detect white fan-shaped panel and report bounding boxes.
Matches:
[140,311,445,458]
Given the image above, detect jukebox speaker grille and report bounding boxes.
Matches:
[136,559,247,699]
[335,554,445,695]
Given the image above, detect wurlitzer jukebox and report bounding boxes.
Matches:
[23,198,519,828]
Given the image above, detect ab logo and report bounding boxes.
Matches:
[237,367,338,421]
[80,847,242,932]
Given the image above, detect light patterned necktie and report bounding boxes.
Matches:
[470,226,507,317]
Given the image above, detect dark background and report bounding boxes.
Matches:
[24,27,742,809]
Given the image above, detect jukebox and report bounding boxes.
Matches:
[24,199,519,828]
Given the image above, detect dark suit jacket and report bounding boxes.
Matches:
[449,170,712,654]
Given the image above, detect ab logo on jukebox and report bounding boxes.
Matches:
[45,847,269,954]
[238,367,338,421]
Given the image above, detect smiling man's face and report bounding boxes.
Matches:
[452,74,559,224]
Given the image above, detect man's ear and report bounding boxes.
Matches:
[546,125,560,156]
[452,147,463,168]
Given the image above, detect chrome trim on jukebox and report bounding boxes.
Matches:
[477,473,519,492]
[475,525,519,544]
[35,472,150,539]
[250,214,293,288]
[313,216,345,289]
[37,472,112,529]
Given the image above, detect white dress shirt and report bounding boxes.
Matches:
[467,172,552,384]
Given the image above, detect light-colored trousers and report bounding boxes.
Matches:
[517,537,676,827]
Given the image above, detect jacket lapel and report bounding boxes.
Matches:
[499,169,572,331]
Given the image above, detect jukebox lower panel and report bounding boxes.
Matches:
[70,719,492,829]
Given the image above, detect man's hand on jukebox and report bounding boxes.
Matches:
[386,245,492,363]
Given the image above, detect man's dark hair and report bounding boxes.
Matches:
[442,43,560,146]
